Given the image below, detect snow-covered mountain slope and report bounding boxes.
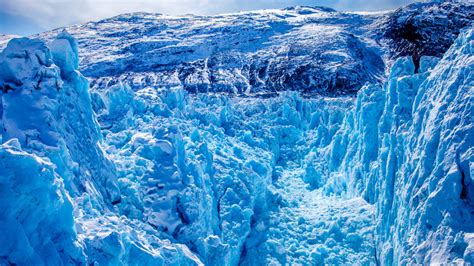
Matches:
[34,1,472,96]
[0,1,473,265]
[37,7,383,96]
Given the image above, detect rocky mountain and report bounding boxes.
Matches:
[379,0,473,71]
[32,1,471,96]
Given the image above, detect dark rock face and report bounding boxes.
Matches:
[380,0,473,71]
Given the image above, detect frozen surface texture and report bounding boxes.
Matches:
[0,1,473,265]
[0,139,84,265]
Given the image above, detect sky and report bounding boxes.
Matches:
[0,0,417,36]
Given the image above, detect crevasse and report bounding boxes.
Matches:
[0,25,473,266]
[320,29,474,264]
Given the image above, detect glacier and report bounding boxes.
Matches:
[0,1,473,265]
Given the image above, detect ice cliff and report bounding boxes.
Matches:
[302,29,474,264]
[0,34,200,265]
[0,1,473,265]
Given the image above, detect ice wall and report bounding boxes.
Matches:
[0,34,120,207]
[373,28,474,264]
[0,35,201,265]
[0,139,84,265]
[302,29,474,264]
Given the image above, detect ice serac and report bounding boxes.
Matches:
[0,37,86,265]
[302,28,474,264]
[0,139,84,265]
[376,28,474,264]
[0,34,120,206]
[0,35,202,265]
[92,84,276,265]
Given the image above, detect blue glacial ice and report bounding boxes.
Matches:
[0,35,200,265]
[0,6,473,266]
